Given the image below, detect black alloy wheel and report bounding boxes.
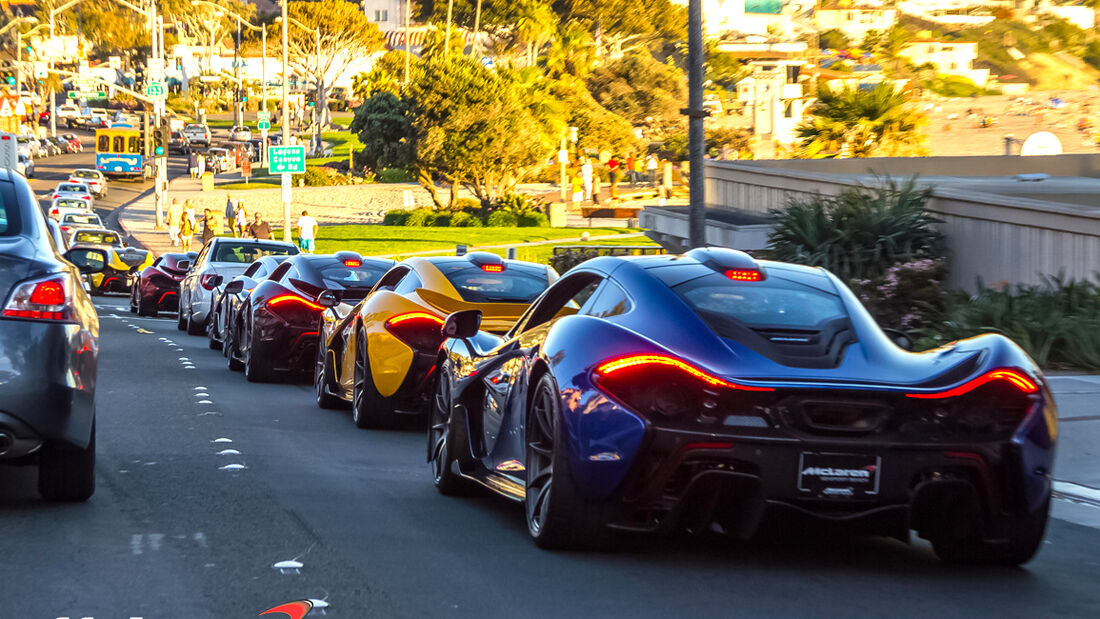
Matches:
[207,303,222,350]
[524,373,612,550]
[225,318,244,371]
[351,329,393,429]
[314,328,343,410]
[176,293,187,331]
[428,365,471,495]
[243,321,272,383]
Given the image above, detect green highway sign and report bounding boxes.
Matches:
[269,145,306,174]
[67,91,107,99]
[257,111,271,122]
[257,120,271,130]
[145,81,165,98]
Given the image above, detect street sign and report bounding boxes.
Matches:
[257,111,271,122]
[257,120,271,130]
[33,63,47,79]
[242,158,252,179]
[145,81,165,98]
[68,90,107,100]
[269,145,306,174]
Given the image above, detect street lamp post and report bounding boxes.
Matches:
[685,0,706,249]
[277,16,322,155]
[280,2,291,243]
[16,24,48,102]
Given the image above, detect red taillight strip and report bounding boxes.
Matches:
[157,290,177,304]
[906,369,1039,399]
[386,311,444,327]
[268,294,324,311]
[725,269,763,281]
[593,354,774,391]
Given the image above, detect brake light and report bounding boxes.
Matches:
[725,269,763,281]
[592,353,773,420]
[269,294,323,310]
[2,274,73,322]
[481,264,504,273]
[50,208,58,216]
[199,274,221,290]
[906,369,1038,399]
[60,225,72,233]
[266,294,324,323]
[385,311,444,351]
[344,259,361,267]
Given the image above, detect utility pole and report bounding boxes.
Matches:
[473,0,482,56]
[686,0,706,249]
[280,0,291,243]
[313,28,320,155]
[444,0,454,59]
[403,0,410,83]
[234,18,241,126]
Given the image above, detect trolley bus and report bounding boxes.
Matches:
[95,126,147,179]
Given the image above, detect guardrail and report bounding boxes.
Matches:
[551,245,666,256]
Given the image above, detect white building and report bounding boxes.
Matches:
[897,0,1011,25]
[815,2,898,43]
[1039,2,1095,30]
[671,0,811,38]
[898,39,990,86]
[360,0,410,32]
[735,60,806,145]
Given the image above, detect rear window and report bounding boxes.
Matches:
[438,263,549,303]
[73,170,98,179]
[73,231,121,246]
[58,184,85,192]
[672,272,846,331]
[316,260,389,290]
[57,199,87,209]
[0,180,19,236]
[212,242,296,263]
[63,214,100,225]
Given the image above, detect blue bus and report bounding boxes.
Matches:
[95,127,147,178]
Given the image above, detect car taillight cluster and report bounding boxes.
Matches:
[592,354,773,420]
[266,294,323,324]
[384,312,444,351]
[2,274,73,322]
[901,368,1040,438]
[199,274,221,290]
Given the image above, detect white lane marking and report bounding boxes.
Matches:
[1053,481,1100,506]
[147,533,164,551]
[197,400,212,404]
[212,438,232,443]
[184,366,196,370]
[194,386,207,390]
[179,357,190,361]
[194,532,208,548]
[219,463,247,471]
[198,411,219,416]
[131,534,143,555]
[195,392,209,398]
[216,449,241,455]
[273,559,303,574]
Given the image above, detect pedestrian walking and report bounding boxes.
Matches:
[646,153,659,186]
[248,212,272,239]
[625,153,637,186]
[188,152,198,179]
[608,155,621,199]
[200,209,215,246]
[581,157,593,202]
[570,172,584,205]
[296,210,318,253]
[233,201,248,238]
[633,155,644,186]
[196,153,206,176]
[167,198,182,246]
[179,204,195,251]
[224,194,236,235]
[592,170,602,206]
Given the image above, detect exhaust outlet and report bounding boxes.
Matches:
[0,432,12,456]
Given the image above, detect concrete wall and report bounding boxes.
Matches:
[733,153,1100,178]
[704,159,1100,290]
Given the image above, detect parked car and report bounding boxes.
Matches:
[51,182,94,207]
[182,123,210,147]
[56,102,81,120]
[178,237,298,336]
[228,252,393,381]
[314,253,555,426]
[61,133,83,153]
[169,130,191,154]
[130,252,197,317]
[15,154,33,178]
[427,247,1057,565]
[51,136,77,154]
[205,148,231,173]
[69,169,108,198]
[38,138,60,157]
[207,254,291,351]
[48,197,94,221]
[17,135,40,159]
[229,125,253,141]
[0,167,102,501]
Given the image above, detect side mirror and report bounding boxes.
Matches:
[65,248,108,273]
[316,290,340,308]
[442,309,482,340]
[209,274,224,288]
[177,259,191,270]
[224,280,244,294]
[883,328,914,351]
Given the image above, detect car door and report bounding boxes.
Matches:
[474,271,607,470]
[336,265,411,391]
[183,242,211,312]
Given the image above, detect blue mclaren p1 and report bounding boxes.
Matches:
[429,248,1056,564]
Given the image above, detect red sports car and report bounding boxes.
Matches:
[129,252,196,317]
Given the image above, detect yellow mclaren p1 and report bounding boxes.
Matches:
[67,228,153,294]
[314,252,558,429]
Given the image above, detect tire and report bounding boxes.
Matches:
[137,293,157,318]
[428,364,473,495]
[244,323,273,383]
[226,321,244,372]
[314,332,344,410]
[931,495,1050,565]
[129,287,138,314]
[177,294,187,331]
[351,328,394,429]
[207,307,222,350]
[186,306,205,336]
[38,419,95,502]
[525,373,613,550]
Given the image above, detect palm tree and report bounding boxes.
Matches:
[796,83,928,158]
[512,0,557,67]
[542,23,597,81]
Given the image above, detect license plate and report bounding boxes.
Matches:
[797,452,880,499]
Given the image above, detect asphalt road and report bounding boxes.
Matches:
[4,138,1100,618]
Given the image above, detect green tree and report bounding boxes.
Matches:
[160,0,254,65]
[542,22,597,81]
[281,0,386,127]
[586,49,686,126]
[552,0,686,56]
[796,83,928,158]
[705,41,745,90]
[819,28,850,50]
[350,91,415,172]
[351,51,418,100]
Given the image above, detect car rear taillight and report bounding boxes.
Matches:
[384,312,444,351]
[591,354,773,420]
[199,274,221,290]
[50,208,59,216]
[82,195,91,200]
[60,225,72,233]
[906,369,1038,399]
[2,273,74,322]
[905,369,1040,436]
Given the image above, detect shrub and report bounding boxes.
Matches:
[852,258,950,335]
[382,210,410,225]
[378,167,415,183]
[517,211,549,227]
[487,210,518,227]
[549,248,599,274]
[404,208,435,226]
[768,177,944,283]
[294,166,351,187]
[450,211,483,227]
[431,212,452,227]
[451,197,481,212]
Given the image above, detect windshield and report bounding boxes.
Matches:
[73,231,121,246]
[212,243,296,263]
[438,263,549,303]
[672,272,847,332]
[316,260,389,290]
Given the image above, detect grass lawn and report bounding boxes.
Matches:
[303,225,649,259]
[308,129,361,165]
[217,177,281,190]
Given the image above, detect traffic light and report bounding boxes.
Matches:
[152,124,169,157]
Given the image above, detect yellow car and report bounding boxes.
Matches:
[67,228,153,294]
[314,252,558,428]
